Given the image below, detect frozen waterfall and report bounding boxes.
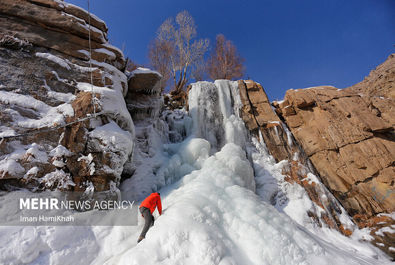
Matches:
[0,81,391,265]
[188,80,248,152]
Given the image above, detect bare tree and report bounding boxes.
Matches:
[149,11,209,92]
[207,34,245,80]
[148,39,173,92]
[191,56,207,81]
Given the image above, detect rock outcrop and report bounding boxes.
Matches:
[237,80,354,235]
[122,67,187,201]
[124,67,164,168]
[125,68,162,123]
[0,0,133,192]
[347,54,395,100]
[274,83,394,218]
[273,54,395,257]
[238,80,296,162]
[346,54,395,129]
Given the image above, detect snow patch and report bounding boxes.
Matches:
[94,48,116,60]
[78,154,96,176]
[0,127,16,137]
[90,59,128,96]
[0,159,25,178]
[305,172,320,185]
[25,143,48,163]
[35,53,71,70]
[40,169,75,189]
[130,67,162,78]
[0,91,73,128]
[375,226,395,237]
[77,82,134,134]
[89,121,134,179]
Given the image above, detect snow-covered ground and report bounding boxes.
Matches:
[0,139,388,264]
[0,80,391,264]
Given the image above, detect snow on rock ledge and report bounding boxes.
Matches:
[0,0,133,192]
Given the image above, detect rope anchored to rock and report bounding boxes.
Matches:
[0,1,100,144]
[87,0,97,118]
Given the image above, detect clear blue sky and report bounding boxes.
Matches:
[68,0,394,101]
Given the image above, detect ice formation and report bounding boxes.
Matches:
[0,81,392,264]
[188,80,247,151]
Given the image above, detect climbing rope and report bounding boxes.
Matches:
[0,1,101,144]
[87,0,97,117]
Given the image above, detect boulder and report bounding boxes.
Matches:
[127,68,162,95]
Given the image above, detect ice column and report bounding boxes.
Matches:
[189,80,248,151]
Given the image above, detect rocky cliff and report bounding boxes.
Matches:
[237,80,354,236]
[271,54,395,256]
[0,0,134,192]
[232,56,394,255]
[274,86,394,218]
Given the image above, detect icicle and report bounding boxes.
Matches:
[281,121,294,147]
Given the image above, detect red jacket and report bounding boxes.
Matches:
[140,192,162,215]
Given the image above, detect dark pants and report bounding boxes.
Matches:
[139,207,154,238]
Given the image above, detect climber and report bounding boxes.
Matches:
[137,192,162,243]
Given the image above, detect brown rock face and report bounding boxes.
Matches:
[345,54,395,129]
[238,80,296,162]
[276,84,394,218]
[274,54,395,257]
[0,0,125,70]
[0,0,133,192]
[237,80,353,235]
[347,54,395,99]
